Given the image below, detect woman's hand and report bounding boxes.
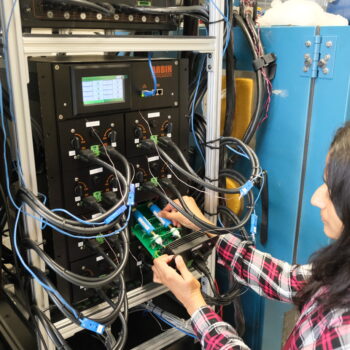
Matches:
[152,254,207,316]
[158,196,212,231]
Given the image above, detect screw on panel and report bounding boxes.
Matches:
[47,11,53,18]
[64,12,70,19]
[325,54,331,61]
[54,65,60,70]
[326,41,333,48]
[114,14,119,20]
[155,16,160,23]
[80,13,86,20]
[96,13,102,20]
[174,61,178,66]
[174,101,178,106]
[322,68,329,75]
[318,59,327,68]
[303,66,309,72]
[208,65,212,70]
[111,123,115,127]
[135,119,139,124]
[75,177,79,181]
[305,40,312,47]
[208,53,212,59]
[142,16,147,22]
[70,129,75,133]
[168,115,171,119]
[128,15,134,21]
[58,114,64,120]
[63,102,67,106]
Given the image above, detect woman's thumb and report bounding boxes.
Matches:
[175,255,192,279]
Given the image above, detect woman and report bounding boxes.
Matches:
[152,122,350,349]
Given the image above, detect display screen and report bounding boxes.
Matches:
[82,75,126,106]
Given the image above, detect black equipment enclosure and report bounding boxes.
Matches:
[27,55,189,306]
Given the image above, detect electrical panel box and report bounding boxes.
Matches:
[19,0,177,31]
[27,55,189,306]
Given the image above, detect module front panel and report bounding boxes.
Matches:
[20,0,177,31]
[28,56,189,304]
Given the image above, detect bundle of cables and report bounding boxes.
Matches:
[140,135,261,237]
[45,0,210,24]
[9,142,134,349]
[188,0,275,203]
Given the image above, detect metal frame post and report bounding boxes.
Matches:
[0,1,52,349]
[205,0,225,277]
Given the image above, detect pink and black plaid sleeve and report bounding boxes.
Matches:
[216,234,311,302]
[190,236,350,349]
[191,306,250,349]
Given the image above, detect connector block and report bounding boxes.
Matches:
[150,135,158,144]
[90,145,100,156]
[96,234,105,245]
[93,191,102,202]
[138,0,152,6]
[150,177,159,187]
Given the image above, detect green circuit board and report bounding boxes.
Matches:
[131,205,181,258]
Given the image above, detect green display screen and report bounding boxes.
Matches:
[82,75,126,106]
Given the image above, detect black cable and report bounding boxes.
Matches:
[233,12,266,144]
[18,189,117,235]
[194,257,242,306]
[111,3,209,23]
[92,276,126,326]
[25,229,129,288]
[32,305,72,350]
[223,2,236,138]
[17,150,131,235]
[101,146,131,185]
[162,167,254,237]
[158,138,197,177]
[152,137,260,194]
[149,182,253,235]
[46,0,115,16]
[31,268,81,325]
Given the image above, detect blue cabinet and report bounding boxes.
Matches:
[233,25,350,349]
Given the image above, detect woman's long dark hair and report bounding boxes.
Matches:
[294,121,350,312]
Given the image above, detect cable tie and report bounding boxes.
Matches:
[253,53,277,80]
[204,143,220,150]
[239,180,254,197]
[104,204,127,225]
[203,209,218,216]
[80,318,105,335]
[35,240,45,247]
[204,176,219,182]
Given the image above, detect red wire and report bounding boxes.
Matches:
[214,279,224,319]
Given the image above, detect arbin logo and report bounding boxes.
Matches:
[152,65,173,78]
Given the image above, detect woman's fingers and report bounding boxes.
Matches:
[175,255,194,281]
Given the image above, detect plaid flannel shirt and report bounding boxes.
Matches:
[191,234,350,349]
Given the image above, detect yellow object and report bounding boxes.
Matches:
[221,76,254,213]
[220,76,254,139]
[225,178,243,215]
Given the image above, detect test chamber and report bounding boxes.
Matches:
[234,25,350,349]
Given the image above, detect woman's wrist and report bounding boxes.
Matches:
[185,293,207,316]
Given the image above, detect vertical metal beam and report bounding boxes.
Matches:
[204,0,225,279]
[0,1,52,349]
